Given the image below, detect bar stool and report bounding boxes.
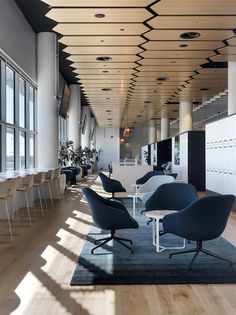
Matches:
[32,172,45,216]
[16,174,34,225]
[44,170,54,206]
[0,179,13,240]
[51,168,61,201]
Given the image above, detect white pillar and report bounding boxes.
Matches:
[148,127,156,144]
[68,84,81,147]
[81,106,91,148]
[179,100,192,134]
[90,117,96,149]
[156,127,161,142]
[228,62,236,115]
[161,117,170,140]
[37,32,59,168]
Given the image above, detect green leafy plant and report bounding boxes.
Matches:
[59,141,100,167]
[58,141,74,166]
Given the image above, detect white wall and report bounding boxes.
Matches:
[172,133,188,181]
[0,0,36,81]
[206,114,236,195]
[96,127,120,170]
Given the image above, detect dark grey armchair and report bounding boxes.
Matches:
[163,194,235,270]
[82,187,139,254]
[98,172,126,200]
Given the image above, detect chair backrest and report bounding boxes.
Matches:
[98,172,125,193]
[136,170,164,185]
[145,182,198,211]
[34,172,45,184]
[82,187,126,230]
[137,175,175,194]
[163,195,235,241]
[0,180,10,197]
[45,169,54,180]
[53,168,61,180]
[8,177,20,196]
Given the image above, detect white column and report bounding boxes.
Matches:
[161,117,170,140]
[90,117,96,149]
[179,100,193,134]
[148,127,156,144]
[228,62,236,115]
[156,127,161,142]
[81,106,91,148]
[37,32,58,168]
[68,84,81,147]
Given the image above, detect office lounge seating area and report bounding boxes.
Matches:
[1,168,236,313]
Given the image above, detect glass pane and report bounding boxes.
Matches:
[19,78,25,128]
[29,86,35,131]
[19,131,26,170]
[6,127,15,171]
[6,66,15,124]
[29,134,35,168]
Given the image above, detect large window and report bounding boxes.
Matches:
[6,66,15,124]
[19,77,26,128]
[29,134,35,168]
[0,56,37,171]
[6,127,15,171]
[29,86,35,131]
[19,131,26,170]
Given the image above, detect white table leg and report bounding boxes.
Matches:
[152,219,156,246]
[133,196,136,218]
[156,218,160,252]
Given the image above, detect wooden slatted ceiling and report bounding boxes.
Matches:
[64,46,142,55]
[47,8,152,23]
[142,41,224,51]
[53,24,148,36]
[67,55,138,63]
[71,63,136,69]
[59,36,144,46]
[149,16,236,30]
[151,0,236,15]
[41,0,236,128]
[42,0,151,7]
[146,30,235,41]
[73,69,134,75]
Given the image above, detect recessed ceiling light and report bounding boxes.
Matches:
[96,56,112,62]
[102,88,112,91]
[180,32,200,39]
[156,77,168,81]
[94,13,106,18]
[179,44,188,48]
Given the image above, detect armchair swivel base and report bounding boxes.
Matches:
[169,240,233,271]
[92,230,133,254]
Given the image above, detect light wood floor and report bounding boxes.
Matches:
[0,174,236,315]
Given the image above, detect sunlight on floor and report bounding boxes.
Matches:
[70,289,115,315]
[12,272,69,315]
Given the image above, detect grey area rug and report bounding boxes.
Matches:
[71,198,236,285]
